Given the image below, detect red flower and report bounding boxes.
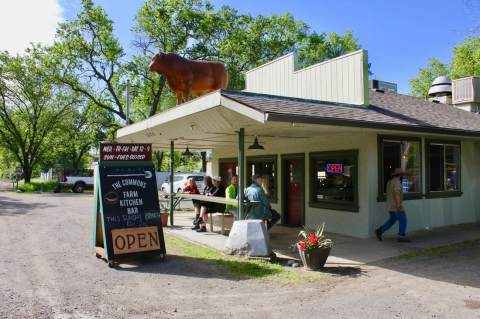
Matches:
[298,241,306,251]
[309,235,318,245]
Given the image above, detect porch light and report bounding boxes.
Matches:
[182,146,193,157]
[248,136,264,150]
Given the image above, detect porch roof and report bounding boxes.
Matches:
[116,89,480,150]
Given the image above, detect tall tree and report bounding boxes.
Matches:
[52,0,130,121]
[409,58,449,98]
[0,48,78,182]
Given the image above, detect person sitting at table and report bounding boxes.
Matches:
[225,175,238,214]
[197,176,225,233]
[192,176,214,230]
[244,174,281,230]
[183,177,200,226]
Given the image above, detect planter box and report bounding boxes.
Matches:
[160,213,169,227]
[298,246,331,270]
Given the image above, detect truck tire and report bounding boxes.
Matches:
[73,182,86,193]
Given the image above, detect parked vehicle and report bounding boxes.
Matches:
[160,173,205,193]
[59,169,94,193]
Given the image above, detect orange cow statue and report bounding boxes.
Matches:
[149,52,228,104]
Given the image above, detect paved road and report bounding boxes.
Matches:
[1,184,480,318]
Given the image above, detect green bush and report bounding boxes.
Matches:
[17,179,60,193]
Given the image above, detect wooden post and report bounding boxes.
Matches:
[169,140,174,226]
[238,128,245,220]
[200,151,207,172]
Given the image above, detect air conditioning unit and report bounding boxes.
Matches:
[452,77,480,112]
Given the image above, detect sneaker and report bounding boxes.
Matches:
[375,228,383,241]
[397,236,411,243]
[196,226,207,233]
[191,224,200,230]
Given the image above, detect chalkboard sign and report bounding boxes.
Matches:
[93,143,165,267]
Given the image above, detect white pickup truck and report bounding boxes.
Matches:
[59,171,94,193]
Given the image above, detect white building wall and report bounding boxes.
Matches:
[245,50,369,106]
[211,132,480,238]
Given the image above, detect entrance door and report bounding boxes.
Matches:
[282,156,305,226]
[220,161,238,187]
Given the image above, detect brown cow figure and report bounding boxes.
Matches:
[149,52,228,104]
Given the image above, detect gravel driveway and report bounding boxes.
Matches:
[1,182,480,318]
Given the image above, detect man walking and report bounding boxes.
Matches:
[376,168,411,243]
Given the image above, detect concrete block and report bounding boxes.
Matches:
[210,213,234,231]
[224,220,271,257]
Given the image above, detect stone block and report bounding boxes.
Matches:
[224,220,271,257]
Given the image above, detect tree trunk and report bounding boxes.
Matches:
[154,151,164,171]
[23,166,32,183]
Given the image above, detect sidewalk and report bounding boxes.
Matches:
[165,212,480,265]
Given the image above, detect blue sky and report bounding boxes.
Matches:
[6,0,479,94]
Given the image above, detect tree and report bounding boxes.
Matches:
[0,48,78,182]
[450,36,480,79]
[409,58,449,98]
[52,0,130,122]
[52,103,113,172]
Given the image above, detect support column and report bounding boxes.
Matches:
[169,140,174,226]
[200,151,207,173]
[238,128,245,220]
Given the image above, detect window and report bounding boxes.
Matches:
[247,156,277,202]
[309,150,358,212]
[378,136,421,200]
[427,141,461,197]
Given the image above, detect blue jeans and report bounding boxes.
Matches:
[381,211,407,237]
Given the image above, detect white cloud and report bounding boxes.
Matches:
[0,0,63,54]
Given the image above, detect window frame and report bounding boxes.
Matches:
[425,140,462,198]
[246,155,278,203]
[377,135,423,202]
[309,150,359,212]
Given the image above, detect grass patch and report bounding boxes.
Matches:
[17,179,60,193]
[164,233,325,283]
[399,239,480,259]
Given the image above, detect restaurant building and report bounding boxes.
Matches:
[116,50,480,238]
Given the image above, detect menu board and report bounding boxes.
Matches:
[93,142,165,266]
[98,164,165,258]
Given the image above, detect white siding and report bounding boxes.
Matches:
[245,50,369,106]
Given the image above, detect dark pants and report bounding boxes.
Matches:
[267,209,281,230]
[380,211,407,237]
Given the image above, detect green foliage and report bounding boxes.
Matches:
[409,58,449,98]
[410,36,480,97]
[450,36,480,79]
[17,179,60,193]
[0,46,79,182]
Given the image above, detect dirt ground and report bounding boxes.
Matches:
[1,181,480,319]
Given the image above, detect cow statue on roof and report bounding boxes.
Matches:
[149,52,229,105]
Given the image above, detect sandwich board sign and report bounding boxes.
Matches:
[93,143,166,267]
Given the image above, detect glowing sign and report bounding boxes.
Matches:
[325,163,344,174]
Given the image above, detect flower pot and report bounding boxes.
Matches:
[160,213,169,227]
[298,246,331,270]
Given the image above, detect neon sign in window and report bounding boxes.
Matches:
[325,163,344,174]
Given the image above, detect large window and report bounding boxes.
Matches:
[427,141,461,197]
[378,136,421,200]
[309,150,358,212]
[247,155,277,202]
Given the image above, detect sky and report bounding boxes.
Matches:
[1,0,479,94]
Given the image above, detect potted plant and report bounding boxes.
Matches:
[160,209,169,227]
[297,223,333,270]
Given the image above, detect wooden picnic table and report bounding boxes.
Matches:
[162,192,261,234]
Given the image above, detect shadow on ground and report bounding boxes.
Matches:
[371,240,480,288]
[111,254,365,281]
[0,195,52,216]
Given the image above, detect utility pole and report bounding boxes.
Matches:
[126,79,131,125]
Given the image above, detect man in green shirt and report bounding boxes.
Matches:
[225,175,238,213]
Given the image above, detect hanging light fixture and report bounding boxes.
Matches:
[182,146,193,157]
[248,136,264,150]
